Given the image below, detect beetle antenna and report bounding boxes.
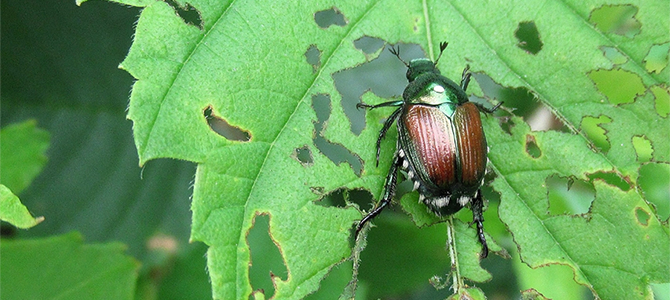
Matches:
[389,45,409,67]
[434,42,449,65]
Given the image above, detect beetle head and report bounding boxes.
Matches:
[406,58,440,82]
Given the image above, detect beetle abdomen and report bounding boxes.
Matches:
[400,102,487,197]
[454,102,487,191]
[401,105,458,189]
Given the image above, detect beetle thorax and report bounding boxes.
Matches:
[418,83,448,106]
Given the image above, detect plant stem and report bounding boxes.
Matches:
[446,216,464,294]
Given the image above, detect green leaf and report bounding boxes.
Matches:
[0,120,50,194]
[115,0,669,299]
[0,232,139,300]
[0,185,44,229]
[0,120,49,228]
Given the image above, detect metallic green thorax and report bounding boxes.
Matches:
[403,58,469,117]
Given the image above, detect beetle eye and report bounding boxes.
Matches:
[406,69,412,81]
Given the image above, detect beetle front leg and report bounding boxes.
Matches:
[356,100,404,110]
[471,190,489,258]
[355,152,401,238]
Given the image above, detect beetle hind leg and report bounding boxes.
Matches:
[355,151,401,238]
[471,191,489,258]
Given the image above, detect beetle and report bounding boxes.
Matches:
[356,42,500,258]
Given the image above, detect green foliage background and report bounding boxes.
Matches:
[1,0,668,300]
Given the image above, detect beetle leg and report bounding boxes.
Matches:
[375,108,402,166]
[357,100,404,110]
[471,191,489,258]
[355,151,401,238]
[474,102,503,114]
[460,64,471,91]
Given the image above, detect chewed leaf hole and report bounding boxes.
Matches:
[472,72,563,132]
[314,7,347,28]
[248,214,288,298]
[546,175,594,215]
[525,105,568,132]
[589,4,641,38]
[588,69,645,105]
[498,116,515,135]
[305,45,321,73]
[525,135,541,158]
[644,42,670,74]
[311,94,363,176]
[580,115,612,153]
[632,135,653,163]
[334,42,423,135]
[638,163,670,220]
[651,85,670,117]
[600,46,628,65]
[204,106,251,141]
[515,21,543,54]
[304,260,354,299]
[472,73,535,115]
[354,36,385,55]
[310,186,325,195]
[293,146,313,166]
[313,188,373,209]
[162,0,203,29]
[588,171,632,191]
[635,207,650,226]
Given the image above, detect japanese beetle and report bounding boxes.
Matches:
[356,42,500,258]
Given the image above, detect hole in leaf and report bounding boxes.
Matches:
[515,21,543,54]
[650,84,670,117]
[652,284,670,300]
[303,260,354,300]
[334,42,424,135]
[525,135,541,158]
[525,105,568,132]
[589,4,641,38]
[587,171,632,191]
[204,106,251,141]
[546,175,594,215]
[644,42,670,74]
[471,73,533,114]
[472,73,563,131]
[498,116,515,135]
[638,163,670,221]
[313,188,373,209]
[292,146,313,166]
[305,45,321,73]
[354,36,385,55]
[248,214,288,298]
[314,7,347,28]
[162,0,203,29]
[588,68,646,105]
[632,135,653,163]
[635,207,650,226]
[310,186,325,195]
[311,94,363,176]
[580,115,612,152]
[600,46,628,65]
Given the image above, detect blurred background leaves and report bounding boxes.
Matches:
[1,1,209,299]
